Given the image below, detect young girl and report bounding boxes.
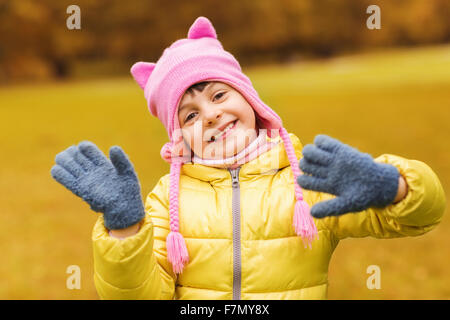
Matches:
[51,17,446,300]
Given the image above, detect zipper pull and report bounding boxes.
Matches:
[230,168,240,187]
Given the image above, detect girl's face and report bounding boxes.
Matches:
[177,81,258,160]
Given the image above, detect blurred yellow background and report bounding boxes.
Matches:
[0,0,449,299]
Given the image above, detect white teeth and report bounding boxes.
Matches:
[212,121,235,141]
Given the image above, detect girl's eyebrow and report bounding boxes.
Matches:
[178,103,190,113]
[179,82,221,112]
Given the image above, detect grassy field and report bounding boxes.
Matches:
[1,45,449,299]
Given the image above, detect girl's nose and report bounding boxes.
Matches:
[204,109,222,126]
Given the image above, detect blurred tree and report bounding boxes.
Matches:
[0,0,449,84]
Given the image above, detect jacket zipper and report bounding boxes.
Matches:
[229,167,241,300]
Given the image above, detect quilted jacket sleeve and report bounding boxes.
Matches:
[310,154,446,240]
[92,174,176,299]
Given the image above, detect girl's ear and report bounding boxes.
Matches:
[130,62,156,90]
[188,16,217,40]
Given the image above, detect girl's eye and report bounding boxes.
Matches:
[213,92,225,101]
[185,112,197,122]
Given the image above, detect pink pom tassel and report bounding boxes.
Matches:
[166,231,189,274]
[293,200,319,249]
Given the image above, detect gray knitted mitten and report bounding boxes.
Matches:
[51,141,145,230]
[297,135,399,218]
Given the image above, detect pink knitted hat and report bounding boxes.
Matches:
[130,17,318,275]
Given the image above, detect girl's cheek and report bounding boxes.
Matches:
[189,134,203,154]
[187,134,195,150]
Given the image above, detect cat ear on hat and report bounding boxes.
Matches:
[130,62,156,90]
[188,16,217,39]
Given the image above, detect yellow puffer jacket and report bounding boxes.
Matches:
[92,133,446,299]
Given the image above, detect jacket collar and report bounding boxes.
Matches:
[180,132,303,183]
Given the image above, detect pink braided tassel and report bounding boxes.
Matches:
[279,127,318,248]
[167,231,189,274]
[293,199,318,249]
[166,159,190,274]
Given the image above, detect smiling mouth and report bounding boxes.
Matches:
[208,120,237,143]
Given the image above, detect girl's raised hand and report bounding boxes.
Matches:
[51,141,145,230]
[297,135,400,218]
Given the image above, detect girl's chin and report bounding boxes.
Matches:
[199,150,242,160]
[195,128,258,160]
[198,142,247,160]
